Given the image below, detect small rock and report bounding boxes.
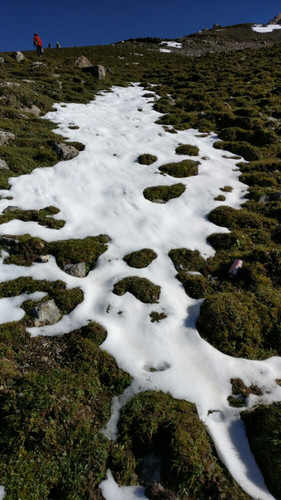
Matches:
[22,105,41,117]
[12,51,25,62]
[54,143,79,161]
[32,61,45,67]
[37,255,50,263]
[258,195,269,203]
[32,300,61,327]
[0,81,20,88]
[2,205,20,213]
[0,131,15,146]
[0,57,4,64]
[41,356,48,363]
[75,56,92,68]
[63,262,86,278]
[145,482,176,500]
[83,64,106,79]
[0,159,9,170]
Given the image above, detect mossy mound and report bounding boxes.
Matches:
[177,273,210,299]
[0,234,45,266]
[123,248,157,268]
[0,277,83,319]
[208,205,269,231]
[113,277,160,303]
[241,403,281,500]
[175,144,199,156]
[0,206,65,230]
[159,159,199,178]
[214,140,261,161]
[138,154,157,165]
[168,248,205,273]
[143,183,185,203]
[112,391,249,499]
[0,323,132,500]
[196,290,280,359]
[48,235,109,274]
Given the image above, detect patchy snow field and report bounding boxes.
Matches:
[0,84,281,499]
[252,24,281,33]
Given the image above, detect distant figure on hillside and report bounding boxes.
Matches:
[48,43,51,49]
[33,33,43,56]
[56,41,61,48]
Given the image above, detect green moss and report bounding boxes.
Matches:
[137,154,157,165]
[149,311,167,322]
[196,290,280,359]
[241,403,281,500]
[214,195,226,201]
[0,278,83,317]
[0,206,65,230]
[48,236,109,274]
[220,185,233,192]
[123,248,157,268]
[214,140,261,161]
[175,144,199,156]
[113,277,160,303]
[159,159,199,178]
[0,323,132,500]
[0,234,45,266]
[177,273,210,299]
[143,183,185,203]
[168,248,205,273]
[114,391,249,498]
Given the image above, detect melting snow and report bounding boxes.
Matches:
[252,24,281,33]
[0,84,280,500]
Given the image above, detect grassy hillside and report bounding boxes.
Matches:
[0,31,280,499]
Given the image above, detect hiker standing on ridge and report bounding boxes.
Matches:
[33,33,43,56]
[56,41,61,48]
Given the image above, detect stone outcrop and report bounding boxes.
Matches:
[268,13,281,25]
[32,300,61,327]
[75,56,92,68]
[0,57,4,64]
[83,64,106,79]
[22,105,41,117]
[0,159,9,170]
[12,51,25,62]
[54,143,79,161]
[32,61,46,67]
[63,262,86,278]
[2,206,20,213]
[0,131,15,146]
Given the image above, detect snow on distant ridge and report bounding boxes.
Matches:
[160,41,182,48]
[252,23,281,33]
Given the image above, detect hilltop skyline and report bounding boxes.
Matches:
[1,0,281,53]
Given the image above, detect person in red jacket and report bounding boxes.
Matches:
[33,33,43,56]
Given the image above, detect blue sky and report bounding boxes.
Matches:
[1,0,281,52]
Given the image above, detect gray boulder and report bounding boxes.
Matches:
[2,205,20,213]
[55,143,79,160]
[13,51,25,62]
[0,57,4,64]
[75,56,92,68]
[22,105,41,116]
[0,159,9,170]
[63,262,86,278]
[32,300,61,327]
[83,64,106,79]
[32,61,46,67]
[0,131,15,146]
